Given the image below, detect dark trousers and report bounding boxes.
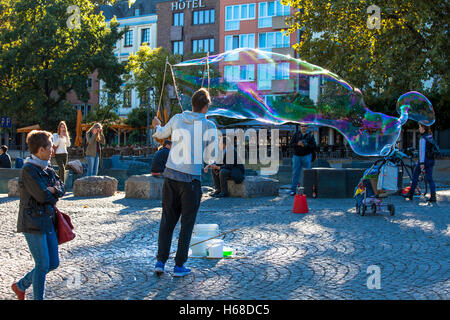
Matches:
[157,178,202,266]
[410,159,436,195]
[212,168,232,194]
[54,153,68,183]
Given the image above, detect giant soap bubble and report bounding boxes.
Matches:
[172,48,435,156]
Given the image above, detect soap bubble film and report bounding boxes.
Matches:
[173,48,435,156]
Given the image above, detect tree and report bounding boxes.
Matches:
[0,0,126,130]
[284,0,449,129]
[125,46,181,125]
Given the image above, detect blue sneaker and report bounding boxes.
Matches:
[154,261,165,274]
[173,265,191,277]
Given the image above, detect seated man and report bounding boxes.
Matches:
[151,140,172,177]
[205,137,245,198]
[0,145,12,168]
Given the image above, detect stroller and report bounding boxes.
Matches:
[354,150,400,216]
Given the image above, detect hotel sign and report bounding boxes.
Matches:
[171,0,206,11]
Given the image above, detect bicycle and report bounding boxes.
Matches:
[386,147,428,198]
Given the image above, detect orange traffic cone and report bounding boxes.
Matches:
[293,193,308,214]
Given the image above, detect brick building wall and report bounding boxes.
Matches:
[156,0,220,57]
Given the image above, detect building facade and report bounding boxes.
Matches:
[97,0,162,117]
[156,0,220,57]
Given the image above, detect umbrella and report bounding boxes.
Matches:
[74,109,83,147]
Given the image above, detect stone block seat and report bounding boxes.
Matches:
[8,177,19,197]
[0,168,21,193]
[227,176,279,198]
[73,176,118,197]
[125,174,164,200]
[303,168,366,198]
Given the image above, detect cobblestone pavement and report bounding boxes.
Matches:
[0,188,449,300]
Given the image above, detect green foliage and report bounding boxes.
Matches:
[284,0,449,128]
[0,0,126,130]
[84,91,120,129]
[124,45,181,123]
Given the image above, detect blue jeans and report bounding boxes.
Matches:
[86,155,99,176]
[410,159,436,195]
[291,154,312,192]
[16,227,59,300]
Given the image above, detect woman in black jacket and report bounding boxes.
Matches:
[11,130,65,300]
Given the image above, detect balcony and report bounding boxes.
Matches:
[271,79,295,93]
[272,47,295,60]
[170,26,183,41]
[272,16,288,30]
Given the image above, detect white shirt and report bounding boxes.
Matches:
[53,134,71,154]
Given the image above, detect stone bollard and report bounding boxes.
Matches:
[125,174,164,200]
[73,176,118,197]
[227,176,279,198]
[8,177,20,197]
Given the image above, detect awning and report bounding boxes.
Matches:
[17,124,41,133]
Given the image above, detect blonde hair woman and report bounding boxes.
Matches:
[85,123,105,176]
[53,121,71,182]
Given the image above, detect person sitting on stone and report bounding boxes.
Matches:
[0,145,12,168]
[151,140,172,177]
[204,136,245,198]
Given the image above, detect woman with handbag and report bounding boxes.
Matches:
[12,130,66,300]
[53,121,71,183]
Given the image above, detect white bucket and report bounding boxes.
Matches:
[190,235,210,256]
[206,239,224,258]
[193,224,219,237]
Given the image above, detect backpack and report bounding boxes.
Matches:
[424,135,440,159]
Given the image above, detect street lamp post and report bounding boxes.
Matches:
[146,88,154,157]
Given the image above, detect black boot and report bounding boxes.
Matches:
[427,192,437,203]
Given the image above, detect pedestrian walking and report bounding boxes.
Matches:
[152,88,218,277]
[85,123,105,176]
[53,121,71,183]
[289,124,317,195]
[11,130,65,300]
[404,123,437,202]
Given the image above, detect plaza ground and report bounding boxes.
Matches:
[0,188,448,300]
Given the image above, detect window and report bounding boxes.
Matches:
[123,90,132,108]
[193,38,214,54]
[259,1,290,28]
[140,91,149,106]
[258,63,290,90]
[173,12,184,26]
[135,8,140,16]
[259,32,290,50]
[141,28,150,44]
[275,1,290,16]
[225,33,255,60]
[258,64,275,90]
[173,41,183,55]
[225,34,256,50]
[225,4,255,31]
[87,77,93,90]
[224,65,255,82]
[124,30,133,47]
[193,9,215,25]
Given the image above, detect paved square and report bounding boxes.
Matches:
[0,189,449,300]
